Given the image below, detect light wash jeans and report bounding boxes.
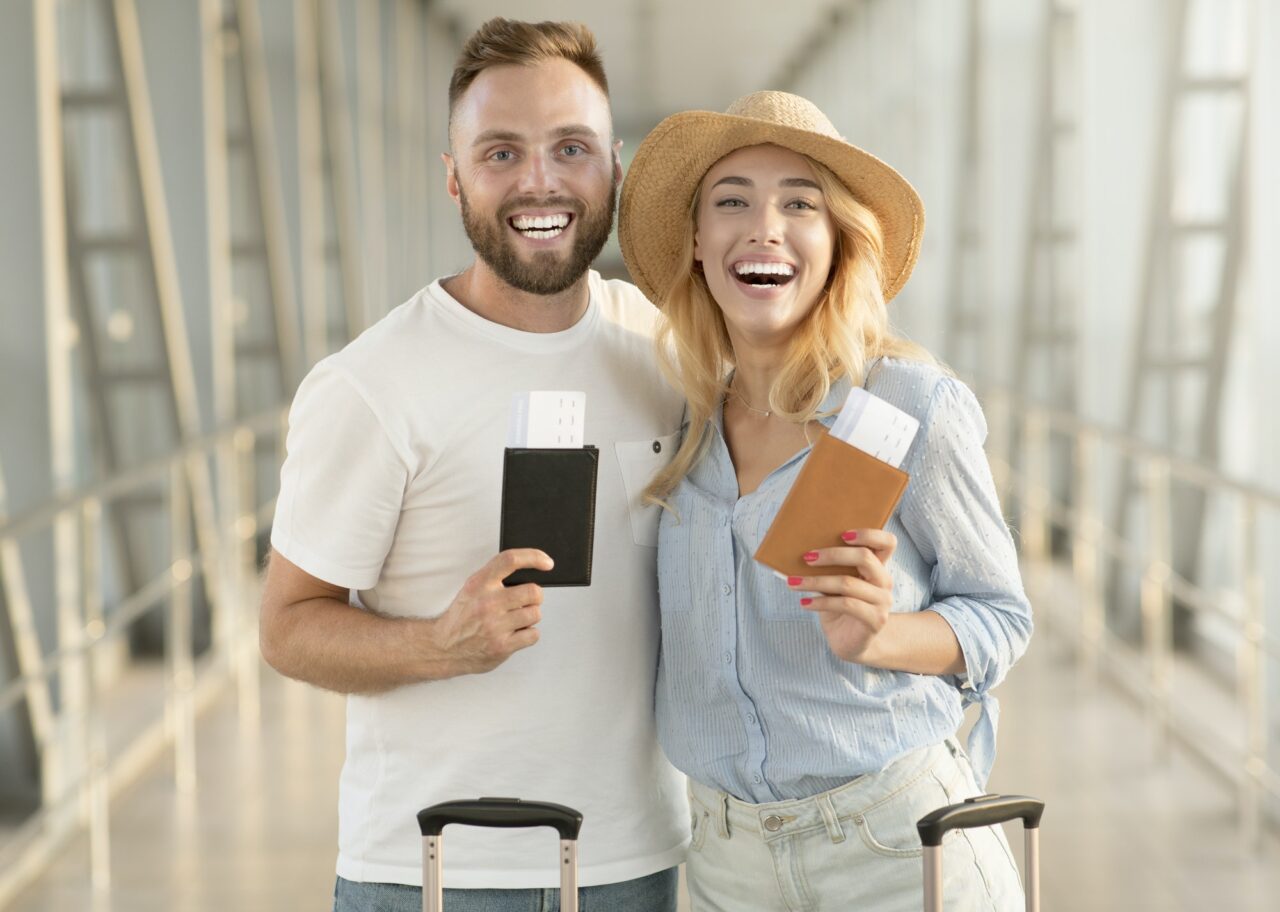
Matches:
[685,739,1024,911]
[332,866,678,912]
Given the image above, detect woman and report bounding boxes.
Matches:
[618,92,1033,910]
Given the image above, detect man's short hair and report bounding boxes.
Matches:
[448,18,610,121]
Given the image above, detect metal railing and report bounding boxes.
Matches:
[0,406,286,907]
[1,380,1276,908]
[982,385,1277,849]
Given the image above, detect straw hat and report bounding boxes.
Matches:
[618,91,924,306]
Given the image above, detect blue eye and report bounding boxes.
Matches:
[788,198,818,210]
[561,144,585,157]
[491,150,514,162]
[716,198,746,208]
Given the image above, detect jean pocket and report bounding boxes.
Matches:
[852,764,953,858]
[615,431,681,547]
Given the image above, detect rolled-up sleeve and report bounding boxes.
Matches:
[899,376,1033,701]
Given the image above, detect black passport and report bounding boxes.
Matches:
[498,446,599,587]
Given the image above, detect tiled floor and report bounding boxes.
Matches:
[4,594,1279,910]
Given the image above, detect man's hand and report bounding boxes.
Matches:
[430,549,554,675]
[259,547,553,693]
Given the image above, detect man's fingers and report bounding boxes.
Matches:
[508,605,542,631]
[481,549,555,584]
[503,582,544,610]
[507,626,541,652]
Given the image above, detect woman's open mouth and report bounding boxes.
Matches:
[508,212,574,240]
[733,260,796,289]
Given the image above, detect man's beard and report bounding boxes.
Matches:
[458,180,617,296]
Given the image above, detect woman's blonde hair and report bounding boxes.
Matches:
[643,153,938,507]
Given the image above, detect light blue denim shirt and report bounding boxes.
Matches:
[655,357,1032,803]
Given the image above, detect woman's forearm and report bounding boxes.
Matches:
[857,610,966,677]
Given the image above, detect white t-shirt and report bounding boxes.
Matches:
[270,271,690,888]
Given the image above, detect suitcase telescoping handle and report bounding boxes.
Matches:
[917,794,1044,912]
[417,797,584,912]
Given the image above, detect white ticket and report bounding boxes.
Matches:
[828,387,919,468]
[507,391,586,448]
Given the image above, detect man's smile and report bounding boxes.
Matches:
[508,211,575,241]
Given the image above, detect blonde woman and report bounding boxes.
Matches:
[618,92,1032,910]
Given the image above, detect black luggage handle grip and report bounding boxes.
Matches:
[417,797,583,840]
[917,794,1044,847]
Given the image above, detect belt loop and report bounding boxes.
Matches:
[815,793,846,844]
[716,793,732,839]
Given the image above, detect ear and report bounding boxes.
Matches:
[693,229,702,264]
[612,139,624,184]
[443,153,461,211]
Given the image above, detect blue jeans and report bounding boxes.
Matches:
[333,867,679,912]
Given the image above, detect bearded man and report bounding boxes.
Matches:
[259,18,688,912]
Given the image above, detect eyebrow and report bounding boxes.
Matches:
[710,176,822,190]
[471,124,601,147]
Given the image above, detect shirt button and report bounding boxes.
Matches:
[652,440,662,454]
[723,651,732,664]
[763,815,784,832]
[721,583,732,596]
[746,714,756,725]
[753,775,762,784]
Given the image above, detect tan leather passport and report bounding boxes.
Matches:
[754,431,909,578]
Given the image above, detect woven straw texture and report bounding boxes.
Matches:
[618,91,925,307]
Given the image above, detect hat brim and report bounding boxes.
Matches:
[618,110,924,308]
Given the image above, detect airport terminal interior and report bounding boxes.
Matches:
[1,0,1279,908]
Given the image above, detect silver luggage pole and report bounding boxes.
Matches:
[918,794,1044,912]
[417,797,584,912]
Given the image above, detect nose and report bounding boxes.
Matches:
[516,149,560,196]
[747,204,785,246]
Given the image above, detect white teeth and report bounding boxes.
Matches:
[735,261,795,277]
[512,213,570,230]
[521,228,563,239]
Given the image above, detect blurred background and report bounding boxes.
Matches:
[0,0,1277,908]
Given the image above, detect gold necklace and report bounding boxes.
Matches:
[730,384,771,418]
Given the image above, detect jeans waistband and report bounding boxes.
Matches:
[687,738,963,845]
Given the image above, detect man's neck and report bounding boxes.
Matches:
[441,261,591,333]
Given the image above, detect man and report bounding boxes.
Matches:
[260,18,688,912]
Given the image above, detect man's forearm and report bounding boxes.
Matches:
[260,596,456,694]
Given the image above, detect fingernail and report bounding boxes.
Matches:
[802,551,819,562]
[841,531,858,542]
[800,598,813,607]
[787,576,804,586]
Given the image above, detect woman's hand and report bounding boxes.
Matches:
[788,528,897,664]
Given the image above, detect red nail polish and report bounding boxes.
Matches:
[842,531,858,542]
[802,551,819,562]
[800,598,813,607]
[787,576,803,586]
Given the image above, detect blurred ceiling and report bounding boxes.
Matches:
[432,0,840,136]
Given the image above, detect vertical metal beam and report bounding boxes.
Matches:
[944,0,987,383]
[1111,0,1251,645]
[317,0,364,343]
[35,0,78,821]
[295,0,328,366]
[238,0,304,390]
[358,0,387,326]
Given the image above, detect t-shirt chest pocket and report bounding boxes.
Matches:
[614,431,681,547]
